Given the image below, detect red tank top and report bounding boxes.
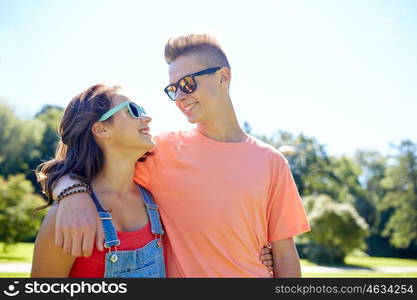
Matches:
[69,221,156,277]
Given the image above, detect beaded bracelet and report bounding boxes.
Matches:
[56,188,91,203]
[56,182,90,201]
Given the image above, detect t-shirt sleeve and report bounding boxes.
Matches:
[134,133,165,190]
[134,161,150,189]
[134,155,154,190]
[267,153,310,242]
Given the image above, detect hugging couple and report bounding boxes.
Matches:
[31,33,310,278]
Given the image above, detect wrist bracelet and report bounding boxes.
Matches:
[56,188,91,203]
[57,182,90,201]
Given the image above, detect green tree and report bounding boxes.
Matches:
[0,174,46,249]
[34,105,63,161]
[381,140,417,249]
[0,103,46,176]
[303,194,369,263]
[354,150,396,256]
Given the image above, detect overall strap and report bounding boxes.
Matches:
[90,190,120,248]
[138,185,165,235]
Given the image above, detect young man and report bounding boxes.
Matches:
[52,33,310,277]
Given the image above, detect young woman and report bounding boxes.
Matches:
[32,83,165,277]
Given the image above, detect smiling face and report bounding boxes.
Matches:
[168,54,225,124]
[97,92,155,154]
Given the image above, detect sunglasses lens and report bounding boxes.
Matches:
[165,85,177,100]
[128,103,141,118]
[179,77,196,93]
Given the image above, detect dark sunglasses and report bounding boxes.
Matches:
[164,67,222,101]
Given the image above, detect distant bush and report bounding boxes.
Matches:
[0,174,46,250]
[303,194,369,264]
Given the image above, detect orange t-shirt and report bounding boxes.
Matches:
[134,128,310,277]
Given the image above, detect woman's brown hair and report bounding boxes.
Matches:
[35,83,121,209]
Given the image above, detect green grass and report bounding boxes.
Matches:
[0,273,30,278]
[300,256,417,268]
[344,256,417,268]
[300,259,316,266]
[1,242,417,278]
[0,242,34,263]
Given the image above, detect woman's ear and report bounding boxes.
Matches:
[91,122,111,139]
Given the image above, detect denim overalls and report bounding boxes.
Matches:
[91,184,166,278]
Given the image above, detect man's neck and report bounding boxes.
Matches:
[197,99,247,143]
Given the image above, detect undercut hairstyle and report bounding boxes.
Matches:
[164,33,231,69]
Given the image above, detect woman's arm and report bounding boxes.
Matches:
[31,205,77,277]
[270,237,302,278]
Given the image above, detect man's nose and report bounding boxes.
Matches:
[174,88,187,102]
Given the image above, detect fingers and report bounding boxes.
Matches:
[261,246,272,255]
[71,232,83,257]
[62,231,72,255]
[81,214,100,257]
[55,225,64,248]
[82,231,94,257]
[95,218,105,252]
[261,255,273,266]
[53,192,99,257]
[260,246,274,273]
[259,246,273,262]
[260,252,273,265]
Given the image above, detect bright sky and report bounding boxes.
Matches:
[1,0,416,156]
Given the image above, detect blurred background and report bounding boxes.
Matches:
[0,0,416,277]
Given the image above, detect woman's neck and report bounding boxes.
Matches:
[91,149,145,197]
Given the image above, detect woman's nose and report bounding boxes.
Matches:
[140,114,152,123]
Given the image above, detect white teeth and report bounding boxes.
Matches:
[184,102,197,112]
[139,128,150,135]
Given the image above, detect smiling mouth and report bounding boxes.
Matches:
[183,102,198,113]
[138,127,151,136]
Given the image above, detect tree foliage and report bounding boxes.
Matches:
[302,194,369,263]
[255,128,417,258]
[0,174,46,249]
[381,140,417,249]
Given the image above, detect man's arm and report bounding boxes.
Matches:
[270,237,302,278]
[53,175,104,257]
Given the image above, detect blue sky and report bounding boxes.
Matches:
[1,0,416,156]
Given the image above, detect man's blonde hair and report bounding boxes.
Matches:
[164,33,230,69]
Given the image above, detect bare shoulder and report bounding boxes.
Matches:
[36,204,60,241]
[32,204,76,277]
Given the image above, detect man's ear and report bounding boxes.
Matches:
[220,67,231,86]
[91,122,111,139]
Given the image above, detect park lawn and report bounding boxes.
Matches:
[0,242,34,263]
[344,256,417,268]
[0,273,29,278]
[1,242,417,278]
[300,256,417,268]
